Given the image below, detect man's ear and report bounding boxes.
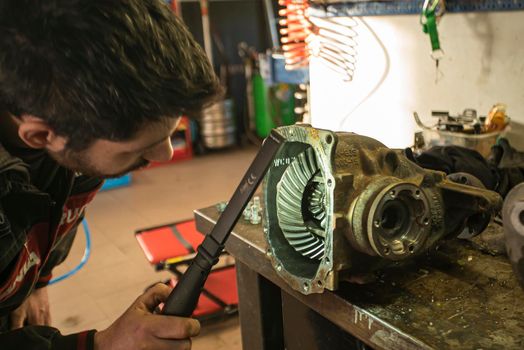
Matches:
[17,115,68,152]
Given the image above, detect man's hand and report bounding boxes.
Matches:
[94,283,200,350]
[10,286,52,329]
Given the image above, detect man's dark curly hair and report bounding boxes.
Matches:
[0,0,221,150]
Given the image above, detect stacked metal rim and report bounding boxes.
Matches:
[200,98,236,149]
[503,183,524,289]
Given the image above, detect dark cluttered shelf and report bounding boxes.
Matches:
[309,0,524,17]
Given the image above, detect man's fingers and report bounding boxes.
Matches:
[147,338,192,350]
[137,283,173,312]
[95,286,200,350]
[136,283,200,340]
[10,287,52,328]
[9,311,25,330]
[44,311,52,326]
[145,314,200,340]
[27,308,51,326]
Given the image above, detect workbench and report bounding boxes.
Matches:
[194,205,524,350]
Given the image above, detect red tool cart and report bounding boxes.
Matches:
[135,219,238,321]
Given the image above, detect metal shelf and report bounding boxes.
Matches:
[309,0,524,17]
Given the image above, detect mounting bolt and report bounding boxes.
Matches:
[243,201,253,221]
[303,283,309,292]
[253,196,261,213]
[250,205,261,224]
[216,201,227,213]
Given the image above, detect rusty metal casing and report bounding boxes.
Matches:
[264,125,502,294]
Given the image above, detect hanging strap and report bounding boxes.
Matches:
[421,0,445,79]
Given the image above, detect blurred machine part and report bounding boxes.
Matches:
[253,64,297,138]
[279,0,311,69]
[200,99,236,149]
[263,124,502,294]
[241,48,308,139]
[278,0,359,81]
[414,109,510,158]
[503,183,524,289]
[294,83,310,124]
[485,103,509,132]
[419,107,510,134]
[307,16,359,81]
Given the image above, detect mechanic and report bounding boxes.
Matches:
[0,0,221,349]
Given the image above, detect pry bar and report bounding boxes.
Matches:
[161,129,284,316]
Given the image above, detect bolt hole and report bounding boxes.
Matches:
[303,282,309,290]
[423,218,429,225]
[327,179,333,187]
[317,280,323,287]
[390,190,396,197]
[384,247,390,255]
[415,190,421,196]
[325,135,333,144]
[380,200,409,236]
[409,245,415,253]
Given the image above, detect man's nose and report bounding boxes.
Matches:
[143,138,174,163]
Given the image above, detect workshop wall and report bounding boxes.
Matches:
[309,11,524,148]
[180,0,269,145]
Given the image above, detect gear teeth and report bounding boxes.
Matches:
[276,147,327,260]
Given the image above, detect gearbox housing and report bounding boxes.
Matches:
[263,125,502,294]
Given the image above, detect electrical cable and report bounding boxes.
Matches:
[48,219,91,285]
[338,18,390,130]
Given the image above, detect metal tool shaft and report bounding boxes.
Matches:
[162,130,284,316]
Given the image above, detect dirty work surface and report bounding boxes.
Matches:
[195,206,524,350]
[338,236,523,350]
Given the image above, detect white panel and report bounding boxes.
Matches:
[310,12,524,148]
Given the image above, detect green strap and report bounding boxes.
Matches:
[422,12,440,52]
[421,0,442,53]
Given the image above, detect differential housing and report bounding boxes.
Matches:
[263,125,502,294]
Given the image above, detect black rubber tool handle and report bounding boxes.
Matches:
[162,130,284,316]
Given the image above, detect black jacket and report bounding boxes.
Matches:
[0,142,102,349]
